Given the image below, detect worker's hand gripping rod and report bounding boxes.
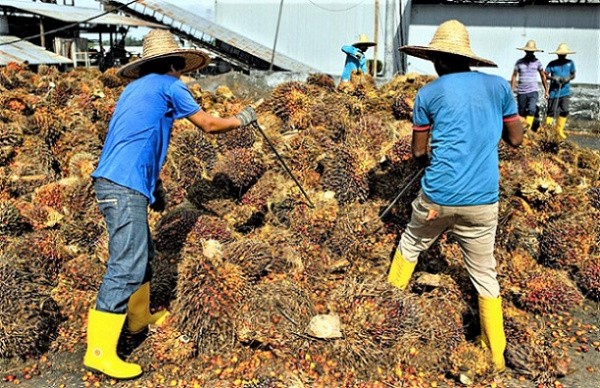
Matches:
[250,99,315,208]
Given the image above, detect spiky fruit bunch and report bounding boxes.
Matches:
[519,176,562,205]
[182,215,234,254]
[237,278,314,350]
[320,278,420,376]
[576,256,600,300]
[284,133,325,175]
[223,239,294,280]
[391,92,413,120]
[319,147,371,204]
[387,135,413,165]
[448,342,493,385]
[496,213,540,259]
[289,191,339,243]
[67,152,98,179]
[32,181,65,210]
[306,73,335,91]
[346,114,393,162]
[7,136,56,196]
[0,263,60,358]
[213,148,265,189]
[4,230,67,286]
[187,174,235,210]
[98,68,127,89]
[170,128,218,190]
[61,255,104,292]
[539,214,596,269]
[155,205,203,254]
[150,254,178,309]
[174,247,249,354]
[0,122,23,166]
[240,170,290,212]
[15,201,64,230]
[269,81,312,129]
[59,217,105,255]
[516,270,582,314]
[214,125,256,151]
[0,198,26,236]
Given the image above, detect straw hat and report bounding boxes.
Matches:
[550,43,576,55]
[517,40,543,52]
[398,20,496,67]
[117,29,210,79]
[352,34,376,47]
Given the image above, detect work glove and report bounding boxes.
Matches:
[560,76,571,85]
[235,105,257,127]
[551,76,562,83]
[150,179,166,212]
[355,51,364,60]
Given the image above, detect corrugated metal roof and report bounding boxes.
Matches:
[113,0,318,73]
[0,0,163,28]
[0,35,72,65]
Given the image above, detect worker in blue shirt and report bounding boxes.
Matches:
[84,29,257,380]
[545,43,576,140]
[340,34,376,82]
[388,20,523,374]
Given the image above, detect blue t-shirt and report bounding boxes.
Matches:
[412,71,518,206]
[341,45,367,81]
[91,73,200,203]
[546,59,575,99]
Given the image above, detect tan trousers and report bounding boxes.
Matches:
[399,191,500,298]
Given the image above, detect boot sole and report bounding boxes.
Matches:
[84,364,143,380]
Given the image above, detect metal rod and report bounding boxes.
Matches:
[252,122,314,208]
[269,0,284,71]
[378,167,424,221]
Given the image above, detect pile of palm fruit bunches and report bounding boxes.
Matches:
[1,62,600,388]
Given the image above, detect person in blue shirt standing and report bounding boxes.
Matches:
[84,29,257,380]
[340,34,376,82]
[387,20,523,374]
[545,43,576,140]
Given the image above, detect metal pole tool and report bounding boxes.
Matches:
[250,99,314,208]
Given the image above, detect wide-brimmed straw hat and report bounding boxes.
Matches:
[117,29,210,79]
[550,43,576,55]
[398,20,496,67]
[352,34,377,47]
[517,40,543,52]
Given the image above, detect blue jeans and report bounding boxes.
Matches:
[94,178,153,314]
[517,91,539,117]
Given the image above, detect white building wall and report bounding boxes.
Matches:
[215,0,384,75]
[408,5,600,85]
[215,1,599,85]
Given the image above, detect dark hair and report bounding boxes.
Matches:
[139,56,186,77]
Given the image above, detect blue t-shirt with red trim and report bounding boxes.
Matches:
[91,73,201,203]
[412,71,518,206]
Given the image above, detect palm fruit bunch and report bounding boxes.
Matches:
[0,262,60,358]
[154,204,204,254]
[321,278,420,378]
[539,213,596,269]
[169,127,218,190]
[213,148,265,189]
[0,122,23,165]
[223,238,292,281]
[268,81,312,130]
[319,145,373,204]
[306,73,336,91]
[174,241,249,355]
[236,278,314,352]
[515,269,582,314]
[576,256,600,300]
[289,191,338,243]
[448,342,494,385]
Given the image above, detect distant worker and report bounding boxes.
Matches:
[340,34,376,82]
[387,20,523,374]
[510,40,548,129]
[545,43,576,140]
[84,29,257,380]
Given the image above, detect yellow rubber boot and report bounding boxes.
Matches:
[556,116,567,140]
[83,308,142,379]
[525,116,534,129]
[127,282,170,334]
[478,295,507,373]
[387,250,417,290]
[545,116,553,126]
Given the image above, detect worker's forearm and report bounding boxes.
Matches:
[202,116,242,134]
